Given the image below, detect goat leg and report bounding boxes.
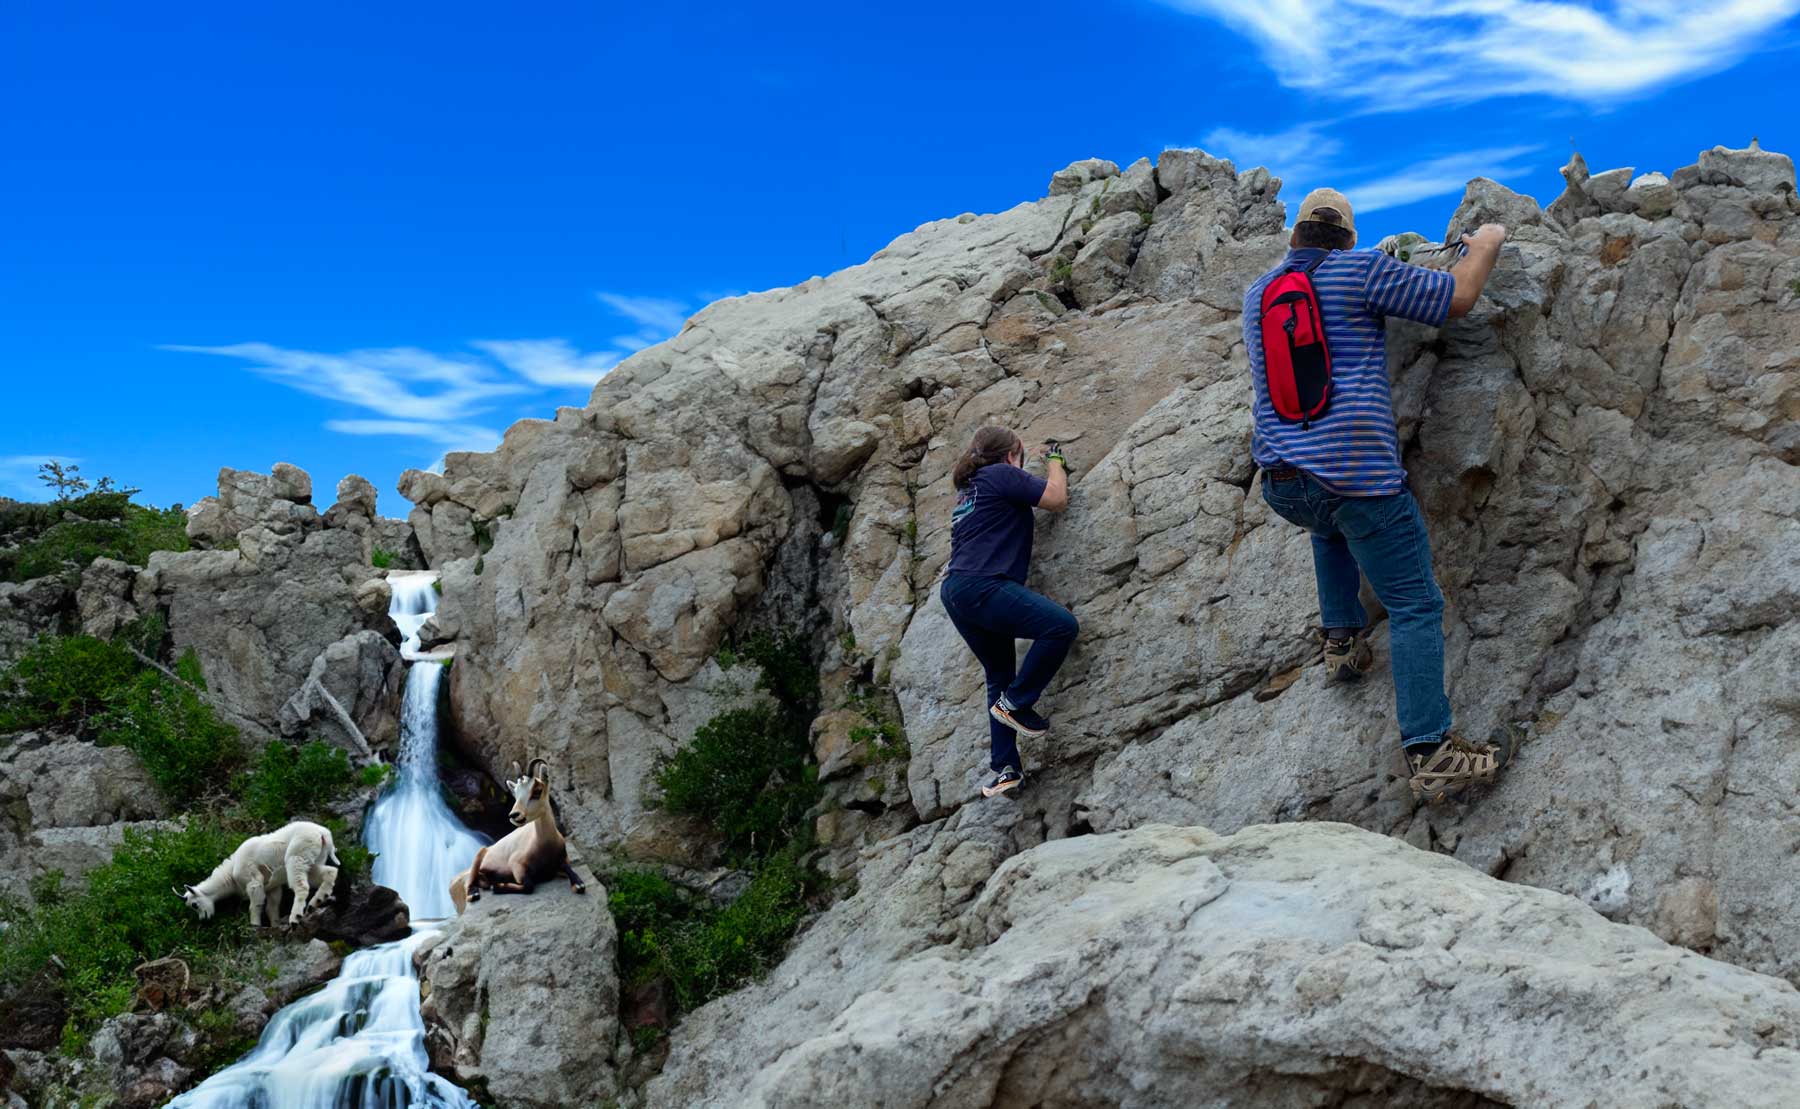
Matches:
[561,858,587,895]
[246,879,266,928]
[466,846,489,903]
[307,865,339,914]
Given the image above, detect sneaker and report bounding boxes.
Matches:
[1323,634,1373,682]
[1407,735,1502,804]
[981,766,1024,798]
[990,696,1049,737]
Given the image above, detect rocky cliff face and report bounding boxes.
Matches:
[649,819,1800,1108]
[408,140,1799,993]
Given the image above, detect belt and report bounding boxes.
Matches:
[1263,464,1302,482]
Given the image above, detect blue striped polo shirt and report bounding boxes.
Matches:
[1243,247,1454,496]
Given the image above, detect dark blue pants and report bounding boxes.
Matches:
[1260,470,1452,751]
[939,574,1079,771]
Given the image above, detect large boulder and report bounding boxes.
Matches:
[0,575,71,667]
[0,735,170,903]
[76,557,139,639]
[277,629,405,750]
[136,466,397,732]
[184,463,317,547]
[649,821,1800,1108]
[415,877,619,1108]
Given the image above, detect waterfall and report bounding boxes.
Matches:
[171,572,485,1108]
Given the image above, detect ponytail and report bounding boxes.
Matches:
[952,426,1023,490]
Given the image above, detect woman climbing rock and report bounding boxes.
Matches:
[939,425,1077,798]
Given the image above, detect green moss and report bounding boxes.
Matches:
[1050,258,1073,285]
[358,761,396,789]
[370,547,395,569]
[831,502,853,545]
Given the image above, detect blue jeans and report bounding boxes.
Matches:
[1260,471,1452,751]
[939,574,1079,771]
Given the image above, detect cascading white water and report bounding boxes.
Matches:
[171,572,485,1108]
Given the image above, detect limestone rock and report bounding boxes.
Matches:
[184,464,319,547]
[389,140,1799,1015]
[276,629,404,749]
[142,514,394,732]
[76,556,139,639]
[0,575,71,667]
[0,735,170,904]
[649,822,1800,1108]
[1048,157,1119,195]
[415,878,619,1108]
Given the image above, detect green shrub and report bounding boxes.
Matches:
[849,720,909,760]
[655,705,818,860]
[98,668,243,806]
[358,761,396,790]
[0,635,141,734]
[237,741,355,826]
[607,847,813,1014]
[370,547,395,569]
[731,630,820,716]
[0,820,254,1043]
[0,636,244,805]
[322,818,374,877]
[657,630,821,861]
[0,491,187,584]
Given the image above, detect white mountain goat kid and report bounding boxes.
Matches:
[175,820,340,927]
[450,759,585,914]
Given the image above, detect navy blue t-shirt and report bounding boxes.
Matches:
[946,464,1047,582]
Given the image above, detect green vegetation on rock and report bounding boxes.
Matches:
[0,630,381,1049]
[0,819,253,1049]
[622,628,826,1024]
[608,846,815,1013]
[0,488,188,585]
[657,631,820,862]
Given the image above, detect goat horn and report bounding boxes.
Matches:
[527,757,550,786]
[171,886,185,898]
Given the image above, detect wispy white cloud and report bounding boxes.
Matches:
[472,339,621,388]
[595,293,690,334]
[0,454,73,500]
[1344,144,1543,212]
[1202,121,1542,214]
[160,342,529,422]
[1158,0,1800,108]
[163,290,703,457]
[1202,120,1345,189]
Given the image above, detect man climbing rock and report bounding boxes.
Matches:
[1243,187,1508,803]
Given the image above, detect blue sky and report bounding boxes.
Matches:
[4,1,1797,515]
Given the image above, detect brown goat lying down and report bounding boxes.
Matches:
[450,759,585,914]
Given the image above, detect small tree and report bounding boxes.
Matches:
[37,460,88,501]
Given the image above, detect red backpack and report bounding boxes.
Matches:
[1258,255,1333,427]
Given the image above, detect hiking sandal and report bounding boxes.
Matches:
[1408,735,1502,804]
[1323,634,1374,682]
